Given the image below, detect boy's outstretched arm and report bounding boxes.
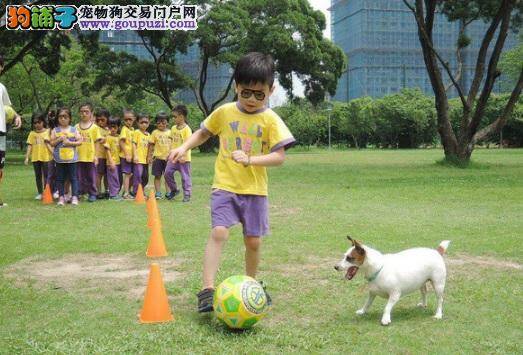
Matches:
[168,128,211,162]
[232,148,286,167]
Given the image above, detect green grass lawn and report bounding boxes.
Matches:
[1,148,522,354]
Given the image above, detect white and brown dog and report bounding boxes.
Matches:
[335,236,450,325]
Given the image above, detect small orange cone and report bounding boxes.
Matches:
[147,195,162,230]
[146,220,168,257]
[42,184,53,205]
[135,184,145,204]
[139,263,174,323]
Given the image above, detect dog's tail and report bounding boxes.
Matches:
[436,240,451,255]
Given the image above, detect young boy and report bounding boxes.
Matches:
[119,109,135,199]
[168,52,295,312]
[165,105,192,202]
[76,103,102,202]
[148,112,172,199]
[95,108,110,199]
[132,114,150,195]
[104,117,122,200]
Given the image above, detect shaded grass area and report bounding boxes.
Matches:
[1,149,522,353]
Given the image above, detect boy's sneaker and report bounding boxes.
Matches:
[165,189,180,200]
[71,196,79,206]
[155,192,163,200]
[182,195,190,202]
[109,195,122,201]
[122,193,133,200]
[53,191,59,199]
[96,193,105,200]
[130,191,136,198]
[197,288,215,313]
[35,194,42,200]
[88,195,97,202]
[259,281,272,306]
[57,197,65,206]
[104,191,110,199]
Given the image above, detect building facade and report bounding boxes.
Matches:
[330,0,518,101]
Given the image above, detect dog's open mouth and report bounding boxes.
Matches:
[345,266,359,280]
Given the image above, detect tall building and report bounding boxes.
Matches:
[330,0,518,101]
[98,31,232,105]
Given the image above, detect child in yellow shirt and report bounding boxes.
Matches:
[165,105,192,202]
[25,112,52,200]
[169,52,295,312]
[132,114,150,195]
[95,108,110,199]
[148,112,172,199]
[104,117,122,200]
[76,103,101,202]
[119,109,135,199]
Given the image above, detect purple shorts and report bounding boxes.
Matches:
[96,158,107,175]
[152,158,167,177]
[120,159,133,175]
[210,189,269,237]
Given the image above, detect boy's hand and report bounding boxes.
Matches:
[13,115,22,129]
[168,147,186,163]
[232,150,249,166]
[133,157,139,164]
[125,155,132,163]
[179,157,186,164]
[24,157,29,165]
[109,164,116,171]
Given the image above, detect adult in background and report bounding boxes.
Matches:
[0,54,23,207]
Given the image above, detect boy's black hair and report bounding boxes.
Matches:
[233,52,275,87]
[31,111,48,128]
[172,104,188,119]
[47,110,57,129]
[108,116,121,127]
[95,108,111,118]
[79,102,93,112]
[123,108,136,117]
[137,113,150,122]
[155,112,169,123]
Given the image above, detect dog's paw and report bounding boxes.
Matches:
[433,313,443,320]
[417,302,427,308]
[381,317,391,326]
[356,309,366,315]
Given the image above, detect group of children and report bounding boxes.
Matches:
[25,104,193,205]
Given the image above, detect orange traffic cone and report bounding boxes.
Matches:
[146,219,168,257]
[139,263,174,323]
[42,184,53,205]
[135,184,145,204]
[147,196,162,230]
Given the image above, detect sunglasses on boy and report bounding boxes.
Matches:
[240,89,266,101]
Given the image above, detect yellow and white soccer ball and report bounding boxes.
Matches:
[4,105,16,124]
[213,275,269,329]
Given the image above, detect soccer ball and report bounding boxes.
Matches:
[214,275,269,329]
[4,105,16,124]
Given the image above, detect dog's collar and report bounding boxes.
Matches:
[365,265,384,282]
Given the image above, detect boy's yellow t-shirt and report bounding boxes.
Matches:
[171,124,192,162]
[119,126,134,158]
[26,130,51,162]
[149,129,172,160]
[76,122,101,162]
[132,130,150,164]
[104,135,121,165]
[96,126,109,159]
[202,102,295,196]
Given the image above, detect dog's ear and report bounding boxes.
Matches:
[353,239,365,253]
[347,235,355,245]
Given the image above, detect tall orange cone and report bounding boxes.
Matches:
[135,184,145,204]
[42,184,53,205]
[139,263,174,323]
[147,194,162,229]
[146,219,168,257]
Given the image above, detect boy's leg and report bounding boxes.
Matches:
[69,163,79,197]
[33,162,44,194]
[154,176,161,194]
[107,166,120,197]
[202,226,230,289]
[141,164,149,188]
[132,163,142,193]
[163,161,177,193]
[244,236,261,279]
[88,162,98,199]
[180,162,192,198]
